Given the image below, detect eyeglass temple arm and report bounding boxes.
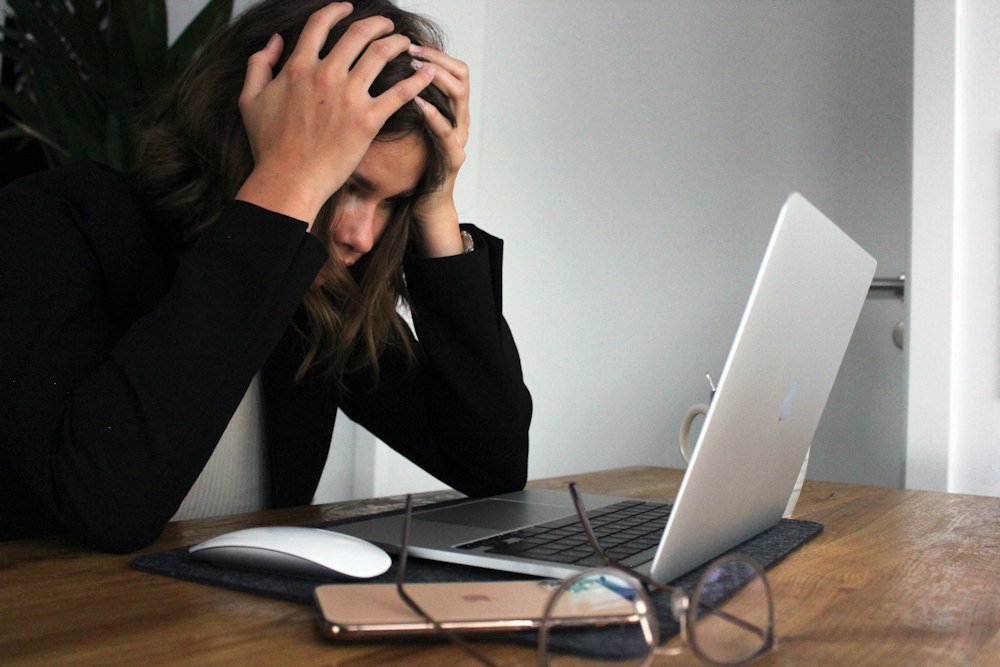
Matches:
[395,496,412,586]
[568,482,617,568]
[691,600,771,640]
[395,495,499,667]
[567,483,769,641]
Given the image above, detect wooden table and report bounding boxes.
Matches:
[2,467,999,665]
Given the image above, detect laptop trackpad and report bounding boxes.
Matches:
[415,499,573,531]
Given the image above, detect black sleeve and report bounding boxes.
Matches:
[0,178,327,552]
[338,225,532,497]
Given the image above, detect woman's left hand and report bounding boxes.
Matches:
[408,44,470,258]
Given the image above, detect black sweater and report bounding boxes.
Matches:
[0,163,531,552]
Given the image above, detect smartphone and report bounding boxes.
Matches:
[313,580,637,639]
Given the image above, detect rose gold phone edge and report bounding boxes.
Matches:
[313,581,637,640]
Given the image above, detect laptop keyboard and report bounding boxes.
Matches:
[454,499,672,568]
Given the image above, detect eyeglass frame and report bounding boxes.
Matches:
[538,483,775,666]
[393,484,775,666]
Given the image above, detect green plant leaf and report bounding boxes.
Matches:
[108,0,168,92]
[16,57,102,156]
[102,111,125,170]
[0,106,70,159]
[167,0,233,78]
[0,22,23,43]
[0,125,26,142]
[104,1,140,92]
[3,0,106,145]
[47,0,109,78]
[0,39,27,69]
[2,0,229,170]
[0,129,48,167]
[0,86,39,128]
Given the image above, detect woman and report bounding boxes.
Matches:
[0,0,531,552]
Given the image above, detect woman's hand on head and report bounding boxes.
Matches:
[235,2,436,230]
[409,44,471,258]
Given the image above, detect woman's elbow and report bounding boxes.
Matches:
[461,424,530,498]
[54,495,169,554]
[80,522,164,554]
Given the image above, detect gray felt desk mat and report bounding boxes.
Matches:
[132,501,822,657]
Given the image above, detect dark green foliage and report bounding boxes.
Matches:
[0,0,233,170]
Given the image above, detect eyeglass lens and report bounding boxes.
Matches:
[688,556,772,665]
[543,484,773,666]
[539,568,658,666]
[541,559,772,666]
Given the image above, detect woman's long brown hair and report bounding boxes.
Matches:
[135,0,456,387]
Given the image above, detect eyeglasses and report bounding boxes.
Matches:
[395,484,775,666]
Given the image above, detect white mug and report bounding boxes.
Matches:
[678,403,810,518]
[678,403,709,463]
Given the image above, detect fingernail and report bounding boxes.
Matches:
[410,58,423,71]
[267,33,279,48]
[408,44,422,55]
[414,96,427,108]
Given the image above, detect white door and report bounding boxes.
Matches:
[809,217,908,488]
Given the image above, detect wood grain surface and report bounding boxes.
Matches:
[2,467,998,665]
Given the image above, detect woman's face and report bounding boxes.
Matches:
[327,133,428,267]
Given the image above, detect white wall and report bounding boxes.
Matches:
[950,0,1000,497]
[909,0,1000,496]
[907,0,956,492]
[164,1,1000,499]
[335,0,915,496]
[492,1,910,482]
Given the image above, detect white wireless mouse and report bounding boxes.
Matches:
[189,526,392,579]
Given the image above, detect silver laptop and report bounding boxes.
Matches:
[338,193,876,583]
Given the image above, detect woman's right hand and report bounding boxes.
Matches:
[234,2,436,230]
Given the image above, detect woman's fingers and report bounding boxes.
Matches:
[350,33,413,89]
[409,45,470,140]
[409,43,468,81]
[239,33,283,110]
[415,94,466,179]
[415,95,455,141]
[371,64,436,120]
[323,15,395,71]
[292,1,354,60]
[320,16,433,125]
[415,58,463,103]
[407,45,469,253]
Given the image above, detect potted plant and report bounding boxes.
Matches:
[0,0,233,177]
